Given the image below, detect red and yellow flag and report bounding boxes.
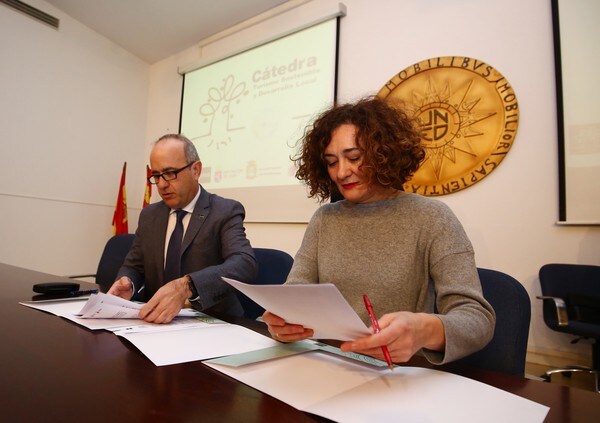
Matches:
[112,162,128,235]
[143,164,152,208]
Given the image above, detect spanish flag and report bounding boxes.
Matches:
[112,162,128,235]
[143,164,152,208]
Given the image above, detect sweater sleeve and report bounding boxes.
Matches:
[421,203,496,364]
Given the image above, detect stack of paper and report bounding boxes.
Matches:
[20,294,278,366]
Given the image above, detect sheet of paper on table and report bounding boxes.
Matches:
[205,350,550,423]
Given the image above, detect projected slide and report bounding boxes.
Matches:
[180,19,337,191]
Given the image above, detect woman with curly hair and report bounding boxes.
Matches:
[263,96,495,366]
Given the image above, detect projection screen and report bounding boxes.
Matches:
[553,0,600,225]
[180,18,339,222]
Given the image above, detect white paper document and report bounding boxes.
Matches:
[20,293,203,331]
[118,324,279,366]
[222,277,371,340]
[205,351,550,423]
[74,292,200,319]
[20,296,279,366]
[20,297,88,317]
[76,292,142,318]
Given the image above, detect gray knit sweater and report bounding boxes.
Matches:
[286,193,495,364]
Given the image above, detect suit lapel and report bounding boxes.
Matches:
[153,203,171,283]
[182,188,210,254]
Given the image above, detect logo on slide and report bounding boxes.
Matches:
[196,74,248,150]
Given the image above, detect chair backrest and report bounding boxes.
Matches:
[452,268,531,376]
[539,263,600,331]
[238,248,294,319]
[539,263,600,299]
[95,234,136,292]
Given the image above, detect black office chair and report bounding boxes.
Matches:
[237,247,294,319]
[452,268,531,376]
[538,263,600,392]
[69,234,135,292]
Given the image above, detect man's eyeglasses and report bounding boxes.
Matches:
[147,162,195,185]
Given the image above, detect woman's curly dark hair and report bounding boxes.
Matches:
[293,96,425,202]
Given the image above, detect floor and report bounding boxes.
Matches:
[525,362,598,392]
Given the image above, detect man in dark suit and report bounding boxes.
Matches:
[108,134,257,323]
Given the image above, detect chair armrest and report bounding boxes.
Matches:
[536,295,569,326]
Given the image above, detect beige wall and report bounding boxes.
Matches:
[0,0,148,274]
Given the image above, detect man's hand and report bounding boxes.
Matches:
[138,277,192,324]
[108,277,134,300]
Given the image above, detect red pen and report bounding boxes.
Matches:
[363,293,394,371]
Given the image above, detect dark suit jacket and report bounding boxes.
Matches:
[117,187,257,316]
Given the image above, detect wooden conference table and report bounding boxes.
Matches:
[0,262,598,422]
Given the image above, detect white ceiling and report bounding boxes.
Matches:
[43,0,292,64]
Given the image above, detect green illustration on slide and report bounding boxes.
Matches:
[197,74,248,149]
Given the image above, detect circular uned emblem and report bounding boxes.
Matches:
[377,56,519,196]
